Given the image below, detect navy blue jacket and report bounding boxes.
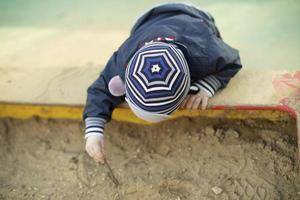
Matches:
[83,3,242,136]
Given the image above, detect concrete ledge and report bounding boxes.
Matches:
[0,102,295,124]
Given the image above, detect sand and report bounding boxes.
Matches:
[0,117,299,200]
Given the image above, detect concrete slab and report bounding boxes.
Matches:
[1,0,299,104]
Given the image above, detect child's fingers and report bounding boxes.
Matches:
[100,139,105,155]
[85,135,106,163]
[180,95,190,108]
[92,146,105,163]
[86,143,104,163]
[86,144,96,158]
[85,145,93,157]
[201,96,208,110]
[94,154,105,164]
[192,96,202,110]
[186,95,197,109]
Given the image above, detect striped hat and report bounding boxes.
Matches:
[125,42,190,122]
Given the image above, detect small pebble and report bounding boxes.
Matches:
[114,193,119,198]
[225,129,239,139]
[211,186,223,195]
[215,129,224,138]
[90,181,97,187]
[205,127,215,136]
[181,168,187,173]
[125,186,137,194]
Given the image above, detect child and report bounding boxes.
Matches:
[83,3,242,163]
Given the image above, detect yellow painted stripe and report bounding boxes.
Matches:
[113,108,292,124]
[0,103,83,120]
[0,103,292,124]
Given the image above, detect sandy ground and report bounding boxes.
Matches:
[0,117,299,200]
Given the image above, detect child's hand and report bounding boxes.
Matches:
[181,90,210,110]
[85,134,105,164]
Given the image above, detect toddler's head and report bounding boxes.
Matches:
[125,42,190,122]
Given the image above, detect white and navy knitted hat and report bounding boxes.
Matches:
[125,42,190,122]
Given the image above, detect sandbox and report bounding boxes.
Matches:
[0,117,299,200]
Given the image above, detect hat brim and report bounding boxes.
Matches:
[125,97,170,123]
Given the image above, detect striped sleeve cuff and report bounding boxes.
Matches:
[192,75,222,97]
[84,117,106,139]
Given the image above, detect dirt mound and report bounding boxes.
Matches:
[0,117,299,200]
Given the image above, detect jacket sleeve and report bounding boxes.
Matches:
[190,36,242,97]
[190,74,222,97]
[83,51,125,137]
[208,36,242,88]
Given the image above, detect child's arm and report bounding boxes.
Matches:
[83,52,125,163]
[191,75,222,97]
[196,35,242,96]
[206,36,242,89]
[182,36,242,110]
